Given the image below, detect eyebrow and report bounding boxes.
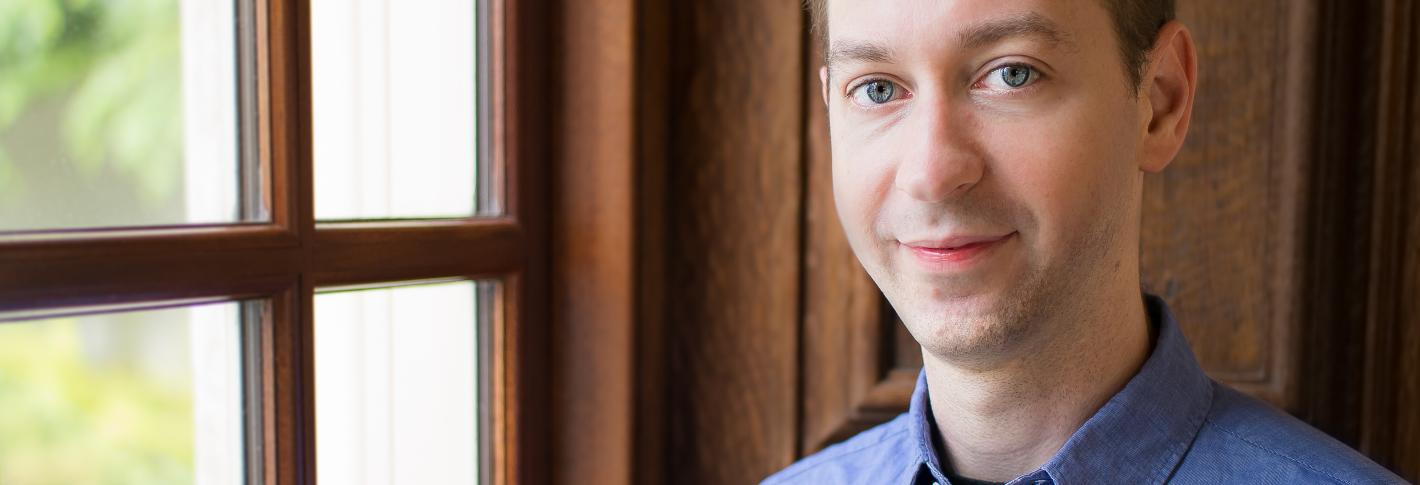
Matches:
[825,40,897,74]
[957,12,1074,51]
[824,12,1074,76]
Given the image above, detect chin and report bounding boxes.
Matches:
[888,278,1045,361]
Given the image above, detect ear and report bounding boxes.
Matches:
[820,66,831,107]
[1138,21,1197,174]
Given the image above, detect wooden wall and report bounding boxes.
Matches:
[549,0,1420,483]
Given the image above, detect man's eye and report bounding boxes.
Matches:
[850,80,901,105]
[980,64,1039,90]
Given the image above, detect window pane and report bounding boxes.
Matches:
[315,280,486,484]
[0,301,253,484]
[0,0,255,232]
[311,0,481,221]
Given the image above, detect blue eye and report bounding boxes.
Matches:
[851,79,900,105]
[982,64,1038,90]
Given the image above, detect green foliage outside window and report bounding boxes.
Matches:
[0,1,200,482]
[0,318,195,485]
[0,0,185,228]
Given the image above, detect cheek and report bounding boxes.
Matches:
[829,122,896,252]
[982,101,1139,249]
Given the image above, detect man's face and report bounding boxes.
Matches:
[824,0,1148,360]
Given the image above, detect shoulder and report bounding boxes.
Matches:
[1172,382,1405,484]
[760,413,920,485]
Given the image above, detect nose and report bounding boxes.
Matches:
[893,96,984,202]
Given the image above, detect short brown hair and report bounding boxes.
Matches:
[805,0,1175,90]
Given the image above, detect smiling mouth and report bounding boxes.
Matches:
[902,232,1016,266]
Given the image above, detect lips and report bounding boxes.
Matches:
[901,232,1015,267]
[904,233,1012,250]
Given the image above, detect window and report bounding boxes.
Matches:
[0,0,254,232]
[310,0,484,220]
[314,280,492,484]
[0,0,548,484]
[0,300,257,484]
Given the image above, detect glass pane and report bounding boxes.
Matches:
[311,0,481,221]
[0,301,253,484]
[316,280,485,484]
[0,0,255,232]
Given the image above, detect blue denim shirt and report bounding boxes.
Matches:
[763,296,1407,484]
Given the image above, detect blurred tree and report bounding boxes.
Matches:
[0,317,195,485]
[0,1,197,482]
[0,0,183,217]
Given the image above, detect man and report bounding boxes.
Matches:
[764,0,1405,484]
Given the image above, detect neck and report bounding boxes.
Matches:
[924,288,1151,482]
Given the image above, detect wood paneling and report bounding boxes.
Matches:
[1364,0,1420,475]
[1141,0,1300,405]
[1294,0,1385,450]
[653,0,806,482]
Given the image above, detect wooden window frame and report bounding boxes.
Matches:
[0,0,551,483]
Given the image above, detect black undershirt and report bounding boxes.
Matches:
[942,473,1006,485]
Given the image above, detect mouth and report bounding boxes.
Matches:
[901,232,1016,267]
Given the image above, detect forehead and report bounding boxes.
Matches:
[824,0,1113,59]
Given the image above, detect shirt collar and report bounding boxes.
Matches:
[908,366,948,482]
[906,294,1213,485]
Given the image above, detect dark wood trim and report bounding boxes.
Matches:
[1361,0,1407,466]
[500,0,553,481]
[1293,0,1386,449]
[498,272,545,485]
[1363,0,1420,477]
[265,0,302,234]
[632,0,672,482]
[310,220,525,287]
[0,220,522,312]
[488,276,509,485]
[265,0,313,482]
[550,0,637,481]
[0,226,297,313]
[263,286,309,485]
[261,294,279,485]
